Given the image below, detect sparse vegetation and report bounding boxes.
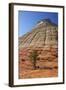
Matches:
[29,50,38,70]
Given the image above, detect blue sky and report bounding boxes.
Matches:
[18,11,58,37]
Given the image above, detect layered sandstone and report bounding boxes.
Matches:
[19,19,58,79]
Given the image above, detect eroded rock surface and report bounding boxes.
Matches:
[19,19,58,79]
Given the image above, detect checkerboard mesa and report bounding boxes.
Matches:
[19,19,58,49]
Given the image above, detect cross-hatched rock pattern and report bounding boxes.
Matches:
[19,19,58,79]
[19,19,58,48]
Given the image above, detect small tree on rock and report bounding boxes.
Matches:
[29,50,38,70]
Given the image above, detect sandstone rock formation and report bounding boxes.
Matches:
[19,19,58,49]
[19,19,58,79]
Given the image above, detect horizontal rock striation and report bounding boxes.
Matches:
[19,19,58,48]
[19,19,58,79]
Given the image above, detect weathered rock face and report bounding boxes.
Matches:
[19,19,58,79]
[19,19,58,49]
